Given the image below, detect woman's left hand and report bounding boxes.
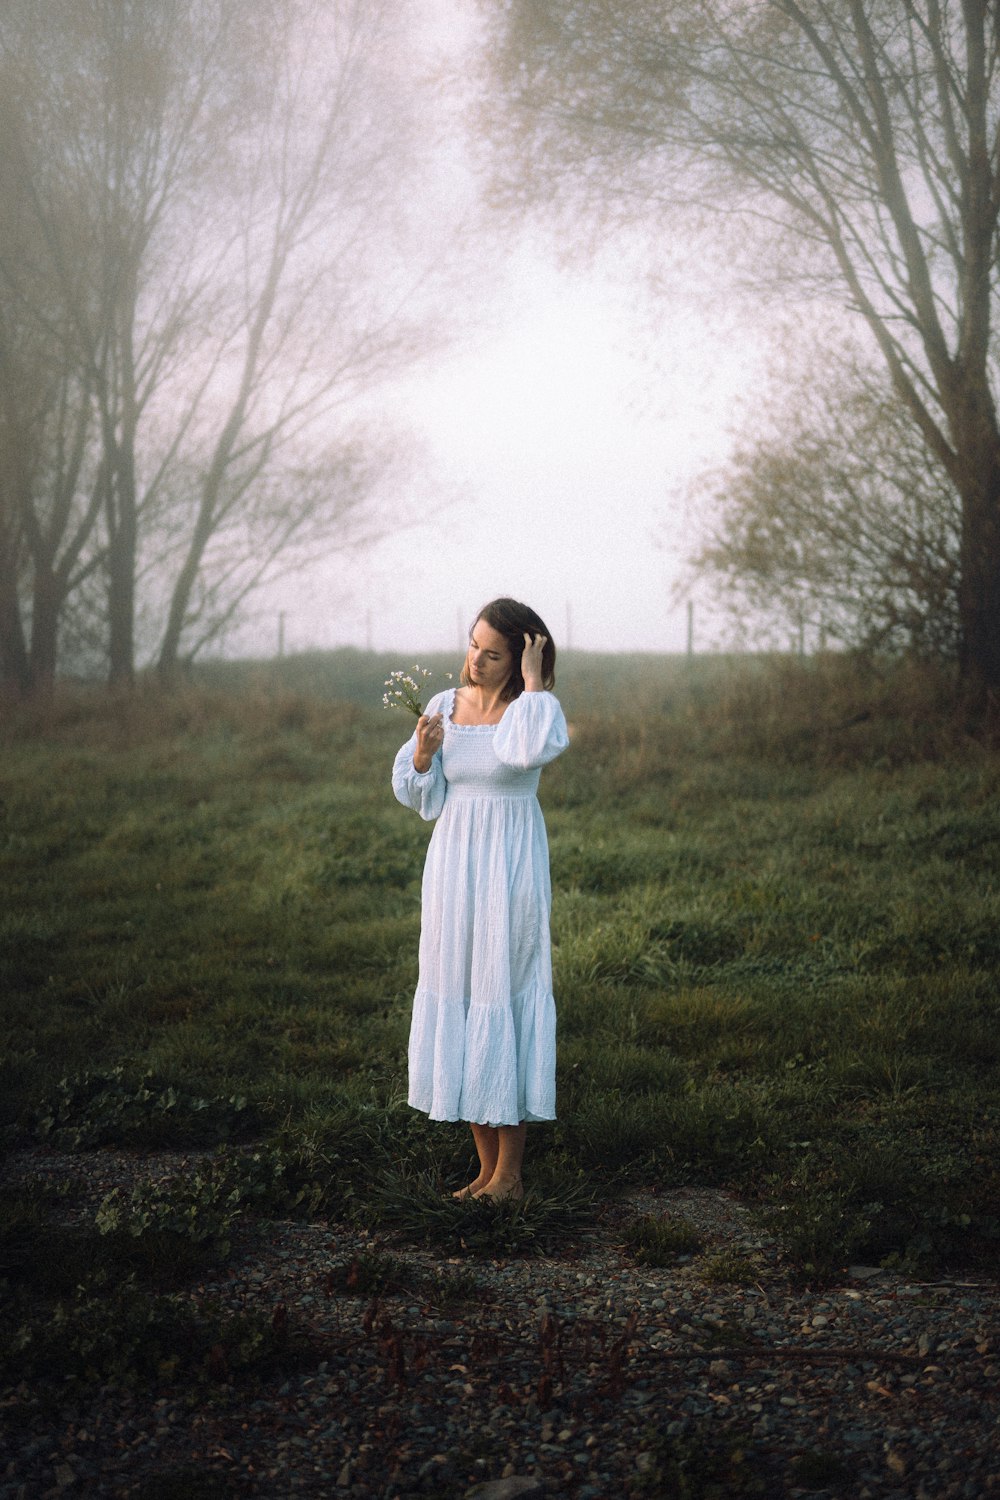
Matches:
[521,632,546,691]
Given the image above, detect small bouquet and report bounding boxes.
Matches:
[382,664,449,716]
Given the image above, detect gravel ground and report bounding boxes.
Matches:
[3,1152,1000,1499]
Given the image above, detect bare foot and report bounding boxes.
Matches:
[452,1176,489,1200]
[474,1174,524,1202]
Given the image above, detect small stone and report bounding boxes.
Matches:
[811,1314,830,1328]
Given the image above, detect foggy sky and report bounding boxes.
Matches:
[234,4,763,661]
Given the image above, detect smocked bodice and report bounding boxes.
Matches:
[442,693,542,800]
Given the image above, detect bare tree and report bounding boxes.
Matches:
[0,82,108,695]
[481,1,1000,705]
[151,0,439,683]
[1,0,255,688]
[142,433,417,671]
[0,0,448,693]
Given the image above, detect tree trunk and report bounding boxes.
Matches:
[0,551,30,697]
[946,379,1000,705]
[104,310,140,691]
[106,522,136,689]
[27,567,62,697]
[156,505,215,687]
[155,335,265,686]
[105,458,137,690]
[956,466,1000,705]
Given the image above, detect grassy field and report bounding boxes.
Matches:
[3,650,1000,1317]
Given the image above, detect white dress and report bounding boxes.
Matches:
[392,687,569,1126]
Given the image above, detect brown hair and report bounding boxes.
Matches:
[460,597,557,701]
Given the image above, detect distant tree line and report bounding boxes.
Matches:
[480,1,1000,707]
[0,0,441,697]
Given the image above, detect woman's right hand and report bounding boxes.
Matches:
[413,712,444,773]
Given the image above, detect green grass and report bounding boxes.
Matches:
[2,653,1000,1294]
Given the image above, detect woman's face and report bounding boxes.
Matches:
[466,618,514,693]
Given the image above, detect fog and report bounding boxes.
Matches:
[1,0,767,688]
[226,5,762,661]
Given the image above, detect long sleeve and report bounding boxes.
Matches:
[391,692,447,820]
[493,690,569,771]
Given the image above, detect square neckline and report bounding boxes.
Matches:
[446,686,509,731]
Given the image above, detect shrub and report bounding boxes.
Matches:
[31,1068,258,1150]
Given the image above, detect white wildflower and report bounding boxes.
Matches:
[382,663,437,715]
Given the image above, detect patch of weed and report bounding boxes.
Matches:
[325,1248,418,1298]
[624,1213,704,1267]
[30,1068,259,1150]
[323,1249,485,1307]
[698,1250,765,1286]
[95,1174,245,1279]
[91,1138,352,1280]
[422,1264,486,1308]
[365,1168,596,1257]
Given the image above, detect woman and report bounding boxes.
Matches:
[392,597,569,1200]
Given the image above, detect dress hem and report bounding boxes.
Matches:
[408,1101,556,1127]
